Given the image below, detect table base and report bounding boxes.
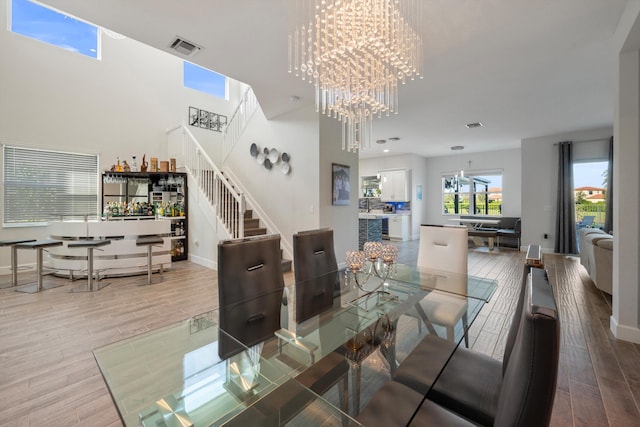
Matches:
[69,280,110,293]
[16,282,63,294]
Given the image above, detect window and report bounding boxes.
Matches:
[183,61,227,99]
[573,160,608,229]
[10,0,99,59]
[3,145,98,226]
[443,172,502,216]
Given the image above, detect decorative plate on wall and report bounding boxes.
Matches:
[268,149,279,164]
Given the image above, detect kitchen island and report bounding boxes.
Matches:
[358,213,383,249]
[359,211,412,248]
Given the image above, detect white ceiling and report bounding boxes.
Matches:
[40,0,629,159]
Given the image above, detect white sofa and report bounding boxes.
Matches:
[579,228,613,294]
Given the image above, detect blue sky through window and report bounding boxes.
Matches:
[11,0,98,58]
[574,161,608,188]
[183,62,227,99]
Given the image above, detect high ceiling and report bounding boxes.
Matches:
[40,0,629,158]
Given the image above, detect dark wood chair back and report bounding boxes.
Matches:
[217,234,284,359]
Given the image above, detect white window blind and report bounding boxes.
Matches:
[3,145,98,225]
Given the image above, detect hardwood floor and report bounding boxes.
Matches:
[0,243,639,426]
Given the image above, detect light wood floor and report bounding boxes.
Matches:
[1,243,639,426]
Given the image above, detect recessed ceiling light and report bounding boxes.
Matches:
[451,145,464,151]
[383,149,390,153]
[376,139,387,144]
[388,137,400,141]
[465,122,483,129]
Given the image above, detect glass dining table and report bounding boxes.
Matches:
[93,262,497,426]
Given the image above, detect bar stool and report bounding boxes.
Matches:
[136,236,164,285]
[0,239,36,289]
[68,239,111,292]
[15,239,63,293]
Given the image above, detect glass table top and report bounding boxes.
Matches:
[94,263,497,426]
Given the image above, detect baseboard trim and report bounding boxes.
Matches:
[0,264,35,276]
[188,254,216,270]
[610,315,640,344]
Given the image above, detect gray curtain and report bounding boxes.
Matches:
[604,137,613,234]
[555,141,577,254]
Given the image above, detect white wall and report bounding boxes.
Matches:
[319,115,359,265]
[0,0,229,267]
[610,0,640,343]
[222,103,321,259]
[521,126,612,252]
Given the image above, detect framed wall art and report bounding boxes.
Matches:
[332,163,350,206]
[209,113,219,131]
[199,110,209,128]
[189,106,199,126]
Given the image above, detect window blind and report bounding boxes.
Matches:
[3,145,98,225]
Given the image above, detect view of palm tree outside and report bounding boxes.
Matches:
[574,161,608,229]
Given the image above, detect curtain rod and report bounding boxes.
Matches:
[553,137,612,145]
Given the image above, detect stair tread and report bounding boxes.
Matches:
[281,258,292,273]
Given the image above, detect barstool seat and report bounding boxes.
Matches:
[136,236,164,285]
[0,239,36,289]
[68,240,111,292]
[14,239,63,293]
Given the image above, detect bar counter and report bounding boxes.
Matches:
[47,217,171,278]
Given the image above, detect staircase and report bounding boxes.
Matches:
[243,209,266,236]
[167,125,291,272]
[242,209,292,272]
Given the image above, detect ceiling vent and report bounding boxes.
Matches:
[169,37,202,56]
[465,122,483,129]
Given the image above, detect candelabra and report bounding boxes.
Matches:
[345,242,398,295]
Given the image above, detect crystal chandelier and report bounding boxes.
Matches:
[288,0,423,152]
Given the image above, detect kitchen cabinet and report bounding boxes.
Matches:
[380,170,409,201]
[389,215,410,241]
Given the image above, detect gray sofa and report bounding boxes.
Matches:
[579,228,612,294]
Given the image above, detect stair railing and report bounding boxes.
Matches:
[168,125,245,239]
[223,87,258,160]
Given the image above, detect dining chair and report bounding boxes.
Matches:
[358,265,560,427]
[292,228,340,322]
[217,234,285,360]
[292,228,350,419]
[410,224,469,347]
[437,265,560,427]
